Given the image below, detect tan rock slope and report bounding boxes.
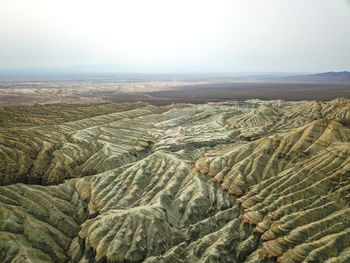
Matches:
[0,98,349,263]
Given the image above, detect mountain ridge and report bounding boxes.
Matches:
[0,99,349,263]
[283,71,350,82]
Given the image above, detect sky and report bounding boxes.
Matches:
[0,0,350,73]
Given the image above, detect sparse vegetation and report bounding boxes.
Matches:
[0,98,349,262]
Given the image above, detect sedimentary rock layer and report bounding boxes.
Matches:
[0,98,349,262]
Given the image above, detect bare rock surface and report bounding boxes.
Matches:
[0,98,349,262]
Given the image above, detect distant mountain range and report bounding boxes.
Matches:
[283,71,350,82]
[0,65,349,82]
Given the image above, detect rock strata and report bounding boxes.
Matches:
[0,99,349,262]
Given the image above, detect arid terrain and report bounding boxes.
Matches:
[0,97,349,263]
[1,77,350,106]
[1,0,349,260]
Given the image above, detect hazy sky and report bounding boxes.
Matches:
[0,0,350,73]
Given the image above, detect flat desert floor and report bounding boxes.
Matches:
[0,79,349,105]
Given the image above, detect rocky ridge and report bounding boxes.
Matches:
[0,98,349,263]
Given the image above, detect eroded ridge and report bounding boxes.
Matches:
[196,99,350,262]
[0,98,349,263]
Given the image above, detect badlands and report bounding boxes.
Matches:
[0,98,349,263]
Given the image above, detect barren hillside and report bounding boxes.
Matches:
[0,98,349,263]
